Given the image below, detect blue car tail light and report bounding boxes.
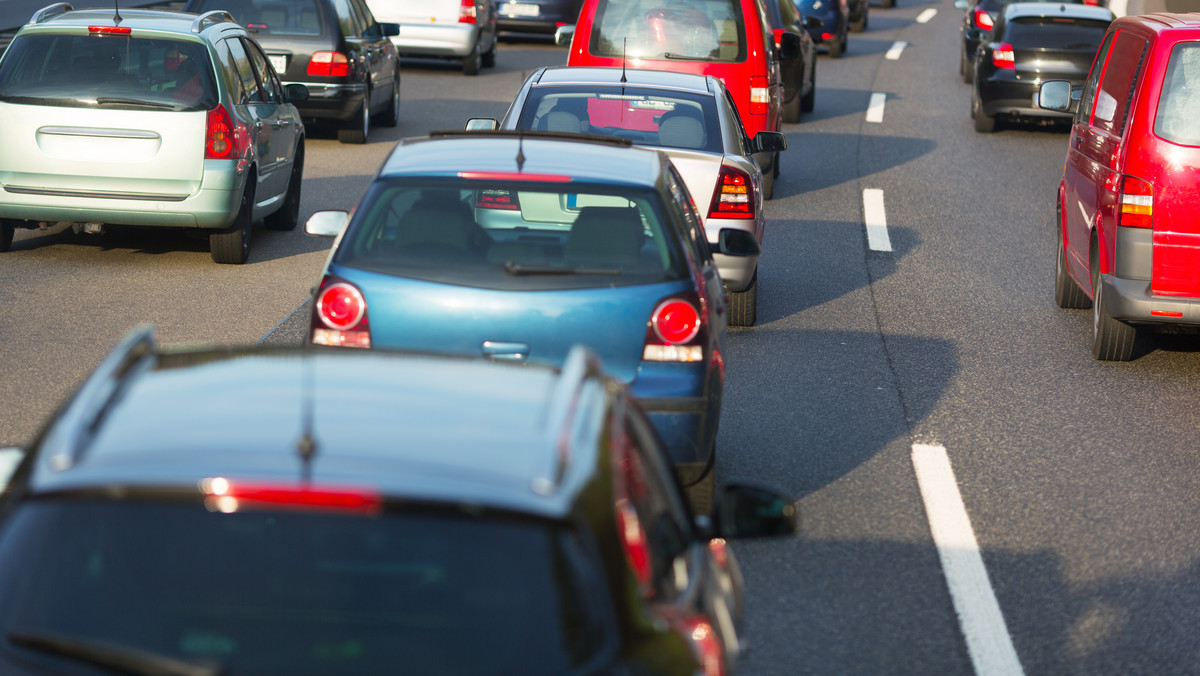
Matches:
[312,277,372,348]
[642,293,705,363]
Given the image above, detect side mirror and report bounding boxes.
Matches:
[752,130,787,153]
[380,22,400,37]
[1038,80,1076,113]
[777,31,801,60]
[803,15,823,30]
[954,0,968,9]
[554,24,575,48]
[712,481,798,539]
[465,117,499,131]
[713,228,761,257]
[0,447,25,493]
[283,83,309,103]
[305,210,349,237]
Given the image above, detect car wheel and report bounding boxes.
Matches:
[463,45,482,75]
[482,32,497,68]
[728,270,758,327]
[264,148,303,232]
[960,48,974,84]
[1054,210,1089,309]
[783,88,801,123]
[0,220,13,252]
[210,180,254,264]
[801,66,816,113]
[972,87,994,133]
[880,0,895,8]
[1091,247,1136,361]
[374,75,399,128]
[338,96,369,144]
[851,10,866,32]
[828,32,845,58]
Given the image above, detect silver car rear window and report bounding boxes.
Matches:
[589,0,747,62]
[0,34,217,111]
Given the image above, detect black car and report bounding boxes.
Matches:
[958,0,1084,83]
[186,0,401,143]
[796,0,849,57]
[495,0,584,35]
[971,2,1112,132]
[763,0,819,121]
[0,327,798,675]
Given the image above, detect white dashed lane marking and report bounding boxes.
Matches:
[866,92,887,123]
[862,189,892,252]
[885,41,908,60]
[917,8,938,23]
[912,444,1025,676]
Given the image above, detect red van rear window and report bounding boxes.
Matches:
[1155,42,1200,146]
[588,0,747,62]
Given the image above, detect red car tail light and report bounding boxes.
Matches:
[312,279,371,348]
[673,616,727,676]
[750,76,769,115]
[643,294,704,363]
[201,477,382,515]
[708,166,754,219]
[991,42,1015,69]
[1119,175,1153,228]
[972,7,994,30]
[205,105,248,160]
[307,51,350,77]
[458,0,477,23]
[615,500,653,588]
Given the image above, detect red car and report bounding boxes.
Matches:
[1041,13,1200,360]
[559,0,799,198]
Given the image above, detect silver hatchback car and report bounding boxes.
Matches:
[0,4,308,264]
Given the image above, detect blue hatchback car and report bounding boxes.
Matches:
[305,131,759,507]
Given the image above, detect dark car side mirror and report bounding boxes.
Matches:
[711,482,798,539]
[777,31,801,60]
[712,228,761,257]
[752,130,787,153]
[283,83,309,103]
[1038,80,1078,114]
[380,22,400,37]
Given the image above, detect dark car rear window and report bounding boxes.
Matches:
[1155,42,1200,146]
[1003,16,1109,50]
[335,178,688,291]
[517,86,723,153]
[589,0,747,62]
[0,500,615,675]
[192,0,325,37]
[0,34,216,111]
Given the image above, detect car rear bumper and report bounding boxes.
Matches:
[391,26,477,57]
[285,81,366,122]
[1102,274,1200,325]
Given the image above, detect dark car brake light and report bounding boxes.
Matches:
[673,616,727,676]
[707,166,754,219]
[308,51,350,77]
[972,6,994,30]
[991,42,1015,69]
[476,189,521,210]
[201,477,382,515]
[459,0,477,23]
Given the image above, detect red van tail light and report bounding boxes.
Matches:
[1119,175,1153,228]
[312,278,371,348]
[205,105,248,160]
[308,51,350,77]
[991,43,1015,69]
[673,616,727,676]
[459,0,477,23]
[643,294,704,362]
[772,27,785,48]
[750,76,769,115]
[708,166,754,219]
[972,7,994,30]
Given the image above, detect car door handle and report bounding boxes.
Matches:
[481,341,530,362]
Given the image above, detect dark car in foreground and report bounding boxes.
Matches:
[970,2,1112,132]
[0,327,798,675]
[186,0,401,143]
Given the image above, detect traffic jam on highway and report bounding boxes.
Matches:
[2,0,1200,672]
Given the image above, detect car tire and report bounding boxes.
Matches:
[210,180,254,264]
[880,0,895,8]
[851,12,866,32]
[338,96,369,144]
[801,67,816,113]
[0,220,13,252]
[783,88,801,123]
[728,270,758,327]
[1091,247,1136,361]
[264,148,303,232]
[1054,212,1089,309]
[482,34,497,68]
[972,87,994,133]
[374,75,399,128]
[960,48,974,84]
[828,32,845,58]
[463,45,482,75]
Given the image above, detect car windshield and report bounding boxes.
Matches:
[516,87,724,154]
[0,34,217,111]
[1003,16,1109,49]
[1155,42,1200,146]
[0,499,615,675]
[589,0,747,62]
[191,0,324,37]
[335,178,689,291]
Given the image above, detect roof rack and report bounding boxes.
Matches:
[192,10,236,33]
[426,129,635,148]
[29,3,72,24]
[36,325,157,472]
[531,345,606,496]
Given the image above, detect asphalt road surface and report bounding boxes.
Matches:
[5,2,1200,674]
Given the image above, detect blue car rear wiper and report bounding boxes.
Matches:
[504,261,622,276]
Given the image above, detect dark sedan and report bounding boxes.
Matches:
[186,0,402,143]
[958,0,1085,83]
[796,0,848,57]
[971,2,1112,132]
[764,0,819,120]
[495,0,584,35]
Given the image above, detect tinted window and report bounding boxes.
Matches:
[589,0,747,62]
[335,178,688,291]
[1155,42,1200,146]
[1093,31,1146,136]
[1002,16,1109,50]
[1078,31,1114,123]
[330,0,365,36]
[243,38,283,103]
[0,34,216,111]
[517,86,723,153]
[224,37,263,103]
[192,0,324,37]
[0,500,614,675]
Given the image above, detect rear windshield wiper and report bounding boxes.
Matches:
[94,97,179,110]
[9,630,223,676]
[504,261,622,276]
[662,52,721,61]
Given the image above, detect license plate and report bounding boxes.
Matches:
[268,54,287,73]
[501,3,539,16]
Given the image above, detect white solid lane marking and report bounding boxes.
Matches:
[917,8,938,23]
[862,189,892,252]
[912,444,1025,676]
[886,41,908,60]
[866,92,886,123]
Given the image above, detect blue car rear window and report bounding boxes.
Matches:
[335,179,690,291]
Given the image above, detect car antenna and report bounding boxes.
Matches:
[621,38,628,83]
[297,353,317,484]
[113,0,122,25]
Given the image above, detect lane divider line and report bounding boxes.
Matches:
[911,443,1025,676]
[862,189,892,252]
[866,92,887,123]
[886,41,908,60]
[917,8,938,23]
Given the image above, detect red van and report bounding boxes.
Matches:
[1040,13,1200,361]
[559,0,798,197]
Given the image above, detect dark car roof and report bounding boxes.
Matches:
[27,338,608,519]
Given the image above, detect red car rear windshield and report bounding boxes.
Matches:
[1155,42,1200,146]
[589,0,747,62]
